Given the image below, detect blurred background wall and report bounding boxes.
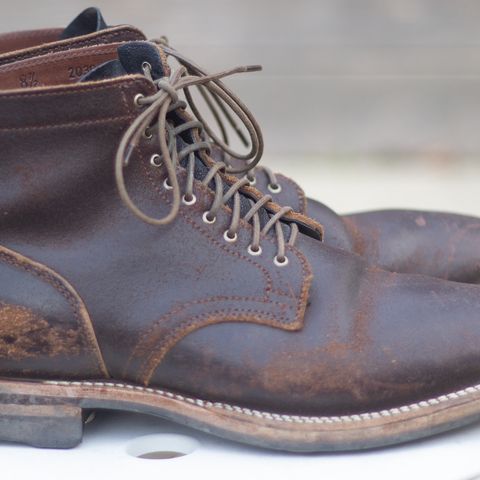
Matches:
[0,0,477,213]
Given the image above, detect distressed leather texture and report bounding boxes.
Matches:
[0,246,106,378]
[0,75,311,381]
[1,52,480,420]
[215,154,480,284]
[0,23,477,283]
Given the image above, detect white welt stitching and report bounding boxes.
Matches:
[43,380,480,425]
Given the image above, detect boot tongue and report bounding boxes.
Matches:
[116,42,168,79]
[80,41,168,82]
[60,7,108,40]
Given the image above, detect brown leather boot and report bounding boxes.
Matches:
[1,41,480,452]
[0,7,478,283]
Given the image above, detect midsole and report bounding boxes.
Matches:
[0,377,477,424]
[1,377,480,451]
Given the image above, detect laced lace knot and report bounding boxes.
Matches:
[115,57,298,265]
[153,40,284,194]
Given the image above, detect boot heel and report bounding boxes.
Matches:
[0,402,83,448]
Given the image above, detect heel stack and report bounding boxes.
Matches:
[0,402,83,448]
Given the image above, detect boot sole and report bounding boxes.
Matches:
[1,377,480,452]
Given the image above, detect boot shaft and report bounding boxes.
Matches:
[0,42,312,383]
[0,7,145,67]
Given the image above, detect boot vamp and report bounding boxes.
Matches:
[216,159,356,252]
[252,167,356,252]
[306,197,356,251]
[249,166,480,283]
[155,233,480,416]
[258,170,480,283]
[345,210,480,283]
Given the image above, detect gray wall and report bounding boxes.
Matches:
[1,0,480,155]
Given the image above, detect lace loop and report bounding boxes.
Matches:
[115,64,297,261]
[151,40,289,201]
[152,41,264,173]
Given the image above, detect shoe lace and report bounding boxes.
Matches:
[115,62,298,264]
[152,37,282,192]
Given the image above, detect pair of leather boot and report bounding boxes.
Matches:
[0,8,479,451]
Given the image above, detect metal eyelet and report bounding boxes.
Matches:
[202,212,216,224]
[247,245,262,256]
[134,93,145,108]
[268,183,282,194]
[150,154,162,167]
[182,194,197,206]
[163,178,173,190]
[223,230,238,243]
[246,176,256,186]
[143,128,153,140]
[274,255,289,267]
[142,61,152,75]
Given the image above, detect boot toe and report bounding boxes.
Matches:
[345,210,480,282]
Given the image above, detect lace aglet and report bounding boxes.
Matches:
[245,65,262,73]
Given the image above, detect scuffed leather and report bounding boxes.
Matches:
[0,246,107,378]
[307,199,480,283]
[1,51,480,419]
[343,209,480,283]
[156,233,480,415]
[0,76,311,383]
[213,148,480,283]
[0,26,477,283]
